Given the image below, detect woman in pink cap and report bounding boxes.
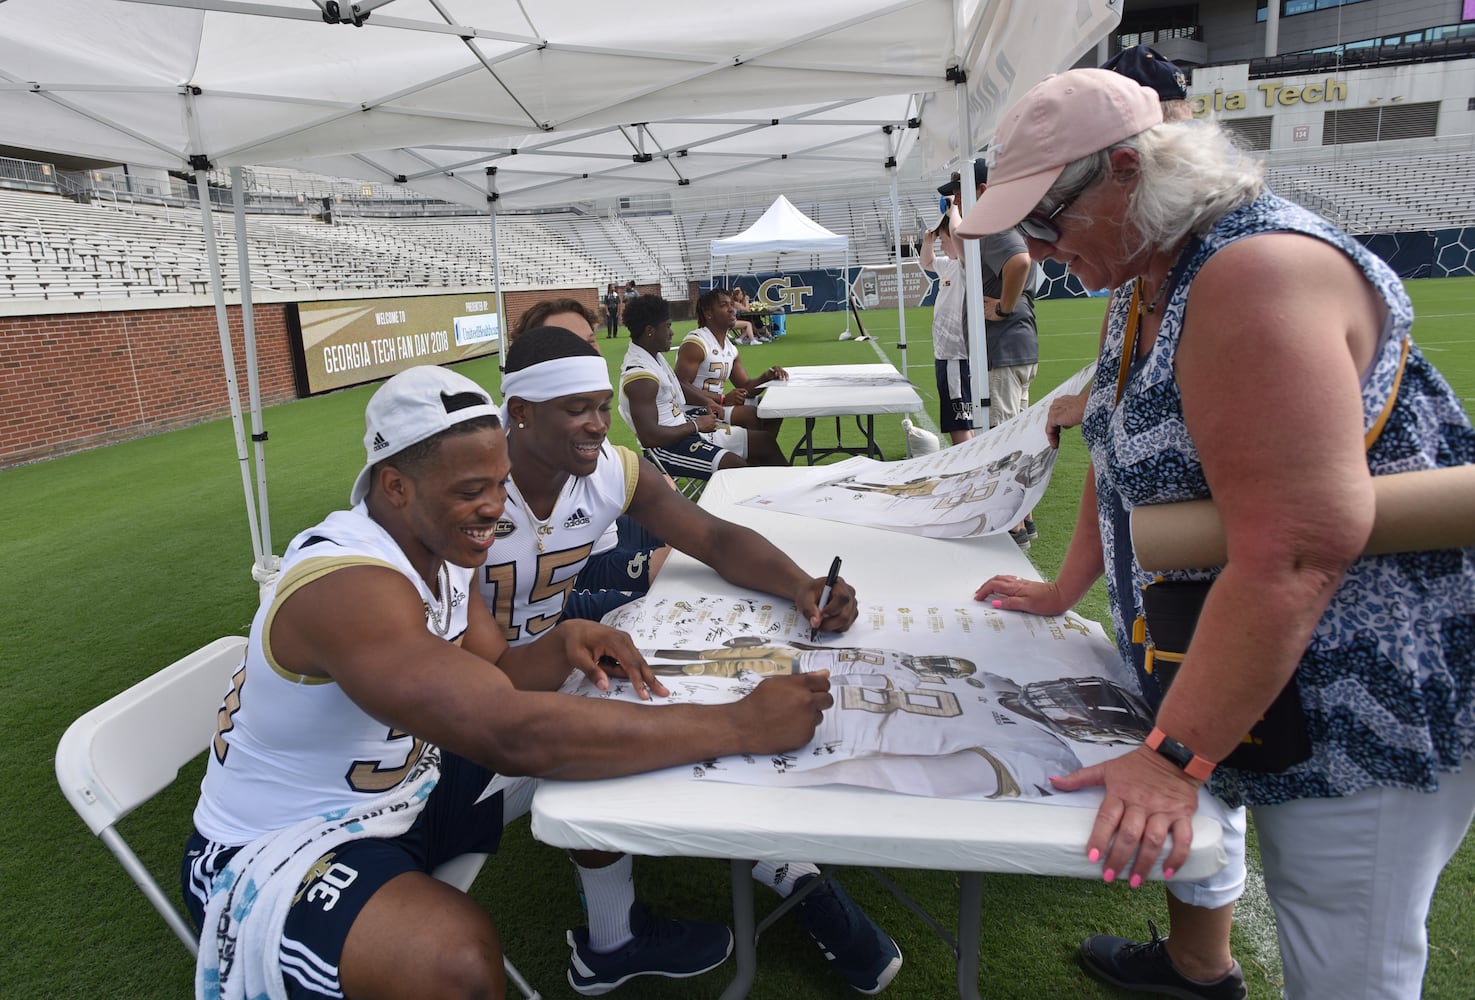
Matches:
[966,68,1475,1000]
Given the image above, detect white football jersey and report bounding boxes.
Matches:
[814,671,1102,763]
[193,505,473,845]
[480,442,640,646]
[681,326,739,397]
[618,342,689,431]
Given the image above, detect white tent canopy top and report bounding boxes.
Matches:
[0,0,1121,210]
[710,195,847,258]
[0,0,1121,587]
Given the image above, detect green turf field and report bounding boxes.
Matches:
[2,278,1471,998]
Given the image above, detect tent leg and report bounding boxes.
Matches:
[955,78,989,425]
[230,167,278,592]
[488,169,506,373]
[890,165,908,381]
[194,168,266,584]
[841,243,851,337]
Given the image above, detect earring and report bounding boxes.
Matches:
[518,422,525,429]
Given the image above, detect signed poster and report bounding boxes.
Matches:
[573,594,1152,803]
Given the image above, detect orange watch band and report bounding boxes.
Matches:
[1145,727,1216,781]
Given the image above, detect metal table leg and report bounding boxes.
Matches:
[719,859,759,1000]
[955,871,984,1000]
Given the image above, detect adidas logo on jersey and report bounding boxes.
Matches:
[563,507,591,529]
[371,431,391,452]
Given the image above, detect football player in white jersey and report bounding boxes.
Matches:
[506,299,672,619]
[182,365,836,1000]
[492,326,905,994]
[677,287,787,438]
[619,294,787,474]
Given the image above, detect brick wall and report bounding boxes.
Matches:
[1,282,665,467]
[1,303,296,467]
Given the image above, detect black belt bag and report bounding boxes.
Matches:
[1137,578,1312,773]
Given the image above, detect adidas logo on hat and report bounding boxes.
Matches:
[349,365,501,505]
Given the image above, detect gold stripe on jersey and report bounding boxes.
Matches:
[261,555,401,684]
[614,444,640,512]
[619,371,660,389]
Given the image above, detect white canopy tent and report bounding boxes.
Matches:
[0,0,1120,586]
[709,194,854,338]
[711,196,849,258]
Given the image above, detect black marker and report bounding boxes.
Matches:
[811,556,842,642]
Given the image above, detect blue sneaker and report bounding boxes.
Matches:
[566,902,733,995]
[794,874,903,994]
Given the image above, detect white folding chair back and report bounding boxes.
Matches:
[56,636,247,954]
[55,636,540,999]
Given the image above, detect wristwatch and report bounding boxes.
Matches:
[1144,727,1215,781]
[994,302,1014,319]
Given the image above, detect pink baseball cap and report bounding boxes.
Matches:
[956,68,1162,238]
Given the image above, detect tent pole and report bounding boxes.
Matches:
[487,168,506,375]
[889,160,907,381]
[193,166,265,579]
[841,240,851,337]
[955,69,990,430]
[229,166,278,589]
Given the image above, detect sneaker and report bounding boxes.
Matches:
[1022,517,1038,542]
[793,874,903,994]
[566,902,734,996]
[1008,525,1032,550]
[1079,921,1247,1000]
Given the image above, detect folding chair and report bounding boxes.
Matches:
[55,636,540,999]
[644,448,709,502]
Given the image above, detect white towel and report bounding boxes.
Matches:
[196,747,442,1000]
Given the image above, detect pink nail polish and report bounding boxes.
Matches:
[1103,868,1116,884]
[1163,867,1176,880]
[1087,848,1100,863]
[991,599,1003,609]
[1129,874,1143,889]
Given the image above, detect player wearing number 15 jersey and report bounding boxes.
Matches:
[494,328,906,995]
[481,441,640,646]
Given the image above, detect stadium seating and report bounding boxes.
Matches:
[5,144,1472,307]
[0,175,943,304]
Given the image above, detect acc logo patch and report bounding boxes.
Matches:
[493,518,517,538]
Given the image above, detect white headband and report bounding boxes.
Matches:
[500,355,612,425]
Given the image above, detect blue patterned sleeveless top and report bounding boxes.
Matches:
[1081,191,1475,808]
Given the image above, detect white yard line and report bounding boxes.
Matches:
[1235,855,1285,993]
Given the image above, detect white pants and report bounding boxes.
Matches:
[987,363,1037,428]
[1251,766,1475,1000]
[1168,803,1248,911]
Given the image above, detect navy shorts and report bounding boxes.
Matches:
[563,587,644,623]
[647,433,726,478]
[577,546,656,593]
[935,359,977,433]
[182,753,519,999]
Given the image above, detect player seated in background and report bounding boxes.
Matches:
[486,324,904,994]
[619,294,787,476]
[678,287,787,438]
